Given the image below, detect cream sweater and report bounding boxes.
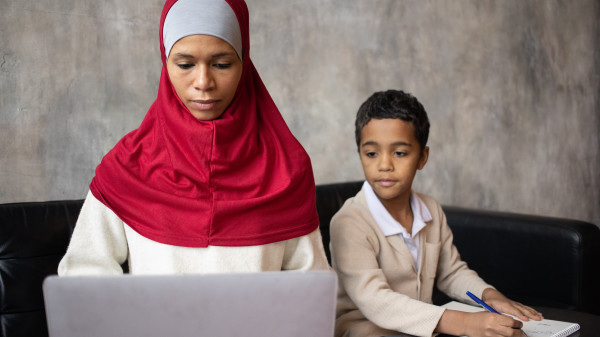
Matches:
[58,191,331,276]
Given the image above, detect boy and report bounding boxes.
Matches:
[329,90,542,337]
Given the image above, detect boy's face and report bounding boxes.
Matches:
[359,118,429,206]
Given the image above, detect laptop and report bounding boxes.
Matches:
[43,270,337,337]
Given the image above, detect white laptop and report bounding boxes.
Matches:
[43,270,337,337]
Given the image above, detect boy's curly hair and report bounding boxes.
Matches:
[355,89,430,151]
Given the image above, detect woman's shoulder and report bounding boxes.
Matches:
[80,190,125,225]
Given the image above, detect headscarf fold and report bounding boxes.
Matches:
[89,0,319,247]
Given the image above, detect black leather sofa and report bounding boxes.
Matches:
[2,181,599,337]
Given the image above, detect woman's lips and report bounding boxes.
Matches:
[191,99,219,111]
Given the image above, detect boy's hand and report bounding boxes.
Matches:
[437,309,527,337]
[464,311,527,337]
[482,288,544,321]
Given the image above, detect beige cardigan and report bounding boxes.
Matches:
[330,187,492,337]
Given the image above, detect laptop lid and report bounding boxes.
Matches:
[43,270,337,337]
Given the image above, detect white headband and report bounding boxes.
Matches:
[163,0,242,59]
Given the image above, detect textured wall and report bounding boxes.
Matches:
[1,0,599,226]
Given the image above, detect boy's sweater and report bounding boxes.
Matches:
[330,185,491,337]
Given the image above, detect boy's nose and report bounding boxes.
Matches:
[378,154,393,171]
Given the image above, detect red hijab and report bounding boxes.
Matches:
[89,0,319,247]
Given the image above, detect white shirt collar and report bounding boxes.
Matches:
[363,181,432,238]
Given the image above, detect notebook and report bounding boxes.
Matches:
[442,301,580,337]
[43,270,337,337]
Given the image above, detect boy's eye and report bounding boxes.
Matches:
[394,151,407,157]
[365,152,377,158]
[176,63,194,70]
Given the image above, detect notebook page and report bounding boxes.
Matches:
[441,301,580,337]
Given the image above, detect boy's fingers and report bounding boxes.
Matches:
[523,306,543,320]
[495,305,526,321]
[513,303,543,321]
[497,314,523,329]
[497,319,526,337]
[497,301,543,322]
[510,319,524,329]
[506,317,523,329]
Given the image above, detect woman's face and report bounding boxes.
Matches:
[167,34,243,121]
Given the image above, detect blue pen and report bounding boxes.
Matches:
[466,291,499,314]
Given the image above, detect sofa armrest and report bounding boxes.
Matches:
[438,206,600,315]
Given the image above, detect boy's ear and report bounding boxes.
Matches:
[417,146,429,170]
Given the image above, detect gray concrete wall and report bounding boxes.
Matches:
[1,0,599,226]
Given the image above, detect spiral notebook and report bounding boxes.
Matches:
[442,301,580,337]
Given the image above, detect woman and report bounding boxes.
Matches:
[59,0,329,275]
